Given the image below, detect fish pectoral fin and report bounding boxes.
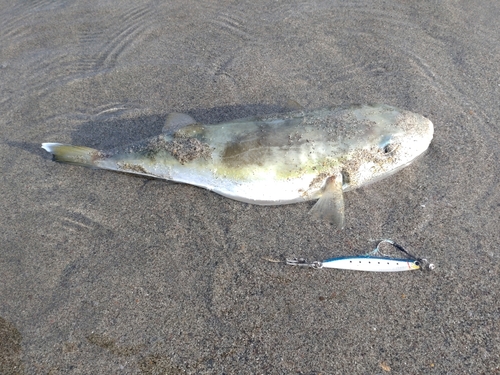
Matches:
[163,113,198,134]
[309,174,345,228]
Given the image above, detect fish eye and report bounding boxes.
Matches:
[380,142,399,155]
[379,135,393,155]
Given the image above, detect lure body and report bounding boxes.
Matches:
[321,255,421,272]
[285,240,433,272]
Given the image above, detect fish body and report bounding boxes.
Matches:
[42,104,433,227]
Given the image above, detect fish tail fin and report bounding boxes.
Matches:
[41,143,102,168]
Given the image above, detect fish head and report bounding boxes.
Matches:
[343,104,434,188]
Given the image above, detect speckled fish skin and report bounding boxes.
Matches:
[42,104,433,227]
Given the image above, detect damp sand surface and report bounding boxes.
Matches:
[0,1,499,373]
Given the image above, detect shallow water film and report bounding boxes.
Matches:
[1,0,499,373]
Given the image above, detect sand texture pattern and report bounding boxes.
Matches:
[0,0,499,373]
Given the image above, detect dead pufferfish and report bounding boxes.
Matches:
[42,104,433,228]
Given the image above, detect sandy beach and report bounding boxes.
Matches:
[1,0,499,373]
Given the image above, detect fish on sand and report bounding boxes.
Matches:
[42,104,433,228]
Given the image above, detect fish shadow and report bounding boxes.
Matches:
[70,103,291,149]
[12,103,291,160]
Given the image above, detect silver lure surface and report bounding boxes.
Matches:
[287,255,421,272]
[285,239,434,272]
[321,255,421,272]
[42,104,434,227]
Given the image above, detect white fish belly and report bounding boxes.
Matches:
[212,177,316,205]
[171,167,317,205]
[97,155,319,205]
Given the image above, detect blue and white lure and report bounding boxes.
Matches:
[286,239,434,272]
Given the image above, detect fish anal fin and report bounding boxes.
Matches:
[309,174,345,228]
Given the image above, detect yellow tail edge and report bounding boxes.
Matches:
[41,143,100,167]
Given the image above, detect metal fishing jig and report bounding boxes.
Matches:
[286,239,434,272]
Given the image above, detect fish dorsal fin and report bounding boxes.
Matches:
[286,99,305,111]
[163,113,198,134]
[309,173,345,228]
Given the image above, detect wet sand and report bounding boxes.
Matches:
[1,0,499,373]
